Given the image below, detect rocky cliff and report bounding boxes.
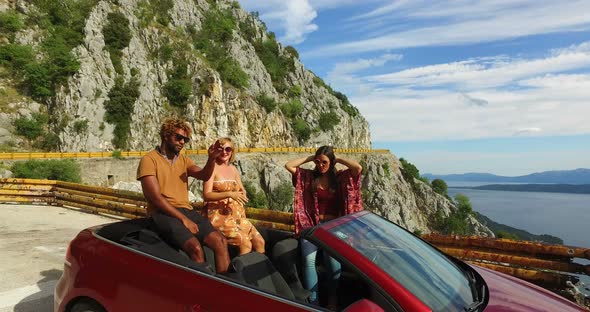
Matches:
[0,0,370,151]
[0,0,492,236]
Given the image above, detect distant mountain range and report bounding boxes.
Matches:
[467,184,590,194]
[474,213,563,245]
[424,168,590,184]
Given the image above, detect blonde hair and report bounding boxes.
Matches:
[217,137,235,163]
[160,118,192,141]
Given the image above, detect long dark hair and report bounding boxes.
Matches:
[313,145,338,191]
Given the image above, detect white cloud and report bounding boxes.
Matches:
[326,53,403,95]
[365,41,590,90]
[515,128,543,135]
[342,42,590,142]
[238,0,318,44]
[306,0,590,57]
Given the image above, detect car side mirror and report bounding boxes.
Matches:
[343,299,384,312]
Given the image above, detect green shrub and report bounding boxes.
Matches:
[23,63,53,99]
[134,0,173,26]
[111,150,123,159]
[333,91,359,117]
[163,61,192,107]
[3,0,97,100]
[399,158,420,184]
[103,77,140,149]
[269,182,294,212]
[280,99,303,119]
[217,57,249,89]
[13,117,43,140]
[253,38,294,93]
[164,78,192,107]
[318,111,340,131]
[288,85,302,98]
[243,181,268,208]
[190,7,249,88]
[312,76,323,87]
[292,118,310,142]
[431,179,448,196]
[284,46,299,59]
[36,133,61,151]
[158,43,174,63]
[435,194,475,235]
[103,11,131,74]
[21,35,81,100]
[11,159,81,182]
[72,119,89,134]
[0,44,35,71]
[199,7,236,43]
[381,163,390,177]
[256,93,277,113]
[497,231,519,240]
[13,113,48,141]
[239,17,257,40]
[0,10,23,33]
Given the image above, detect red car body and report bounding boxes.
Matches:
[54,211,585,312]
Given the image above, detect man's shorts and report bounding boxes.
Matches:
[150,208,216,250]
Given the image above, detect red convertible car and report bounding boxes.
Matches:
[54,211,585,312]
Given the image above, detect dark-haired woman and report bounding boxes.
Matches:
[285,146,363,308]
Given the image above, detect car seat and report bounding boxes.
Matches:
[231,252,295,300]
[271,238,311,302]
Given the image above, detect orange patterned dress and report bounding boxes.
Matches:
[206,180,261,247]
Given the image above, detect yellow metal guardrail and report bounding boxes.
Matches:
[3,177,587,297]
[0,148,389,160]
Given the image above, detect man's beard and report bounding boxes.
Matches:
[167,141,181,155]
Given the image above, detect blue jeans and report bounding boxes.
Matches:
[300,238,341,304]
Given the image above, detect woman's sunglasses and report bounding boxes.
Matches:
[174,134,190,143]
[313,159,329,166]
[222,146,233,153]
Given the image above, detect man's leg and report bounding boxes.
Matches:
[203,231,230,273]
[186,209,230,273]
[182,237,205,263]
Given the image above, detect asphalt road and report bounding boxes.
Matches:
[0,204,119,312]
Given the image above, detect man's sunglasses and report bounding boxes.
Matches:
[174,134,190,143]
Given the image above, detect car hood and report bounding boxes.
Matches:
[472,265,584,312]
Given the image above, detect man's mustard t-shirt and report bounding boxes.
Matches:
[136,149,195,214]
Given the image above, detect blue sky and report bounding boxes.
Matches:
[238,0,590,175]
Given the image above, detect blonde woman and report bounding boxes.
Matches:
[203,138,265,255]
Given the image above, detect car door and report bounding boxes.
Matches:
[98,243,314,311]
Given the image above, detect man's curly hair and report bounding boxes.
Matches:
[160,118,192,141]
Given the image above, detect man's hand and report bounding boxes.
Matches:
[208,141,223,160]
[182,218,199,234]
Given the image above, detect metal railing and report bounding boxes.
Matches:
[0,148,390,160]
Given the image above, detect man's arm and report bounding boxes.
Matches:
[140,175,198,233]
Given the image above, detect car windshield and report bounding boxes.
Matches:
[327,213,475,312]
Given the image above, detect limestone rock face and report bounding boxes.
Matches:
[0,0,490,236]
[0,0,370,151]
